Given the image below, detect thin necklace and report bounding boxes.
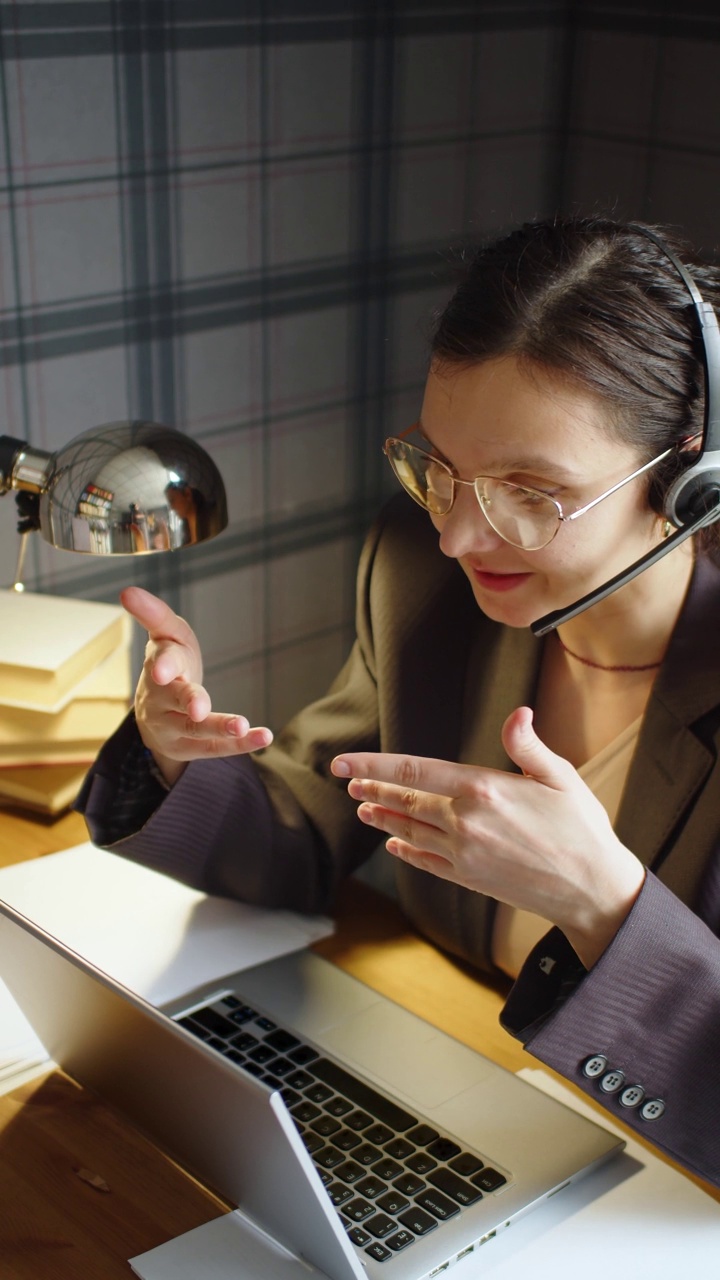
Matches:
[556,632,662,673]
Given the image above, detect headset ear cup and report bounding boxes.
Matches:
[664,455,720,526]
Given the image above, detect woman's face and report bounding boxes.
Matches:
[419,354,664,629]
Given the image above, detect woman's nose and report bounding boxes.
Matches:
[435,486,505,559]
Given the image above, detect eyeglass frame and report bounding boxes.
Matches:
[382,424,690,551]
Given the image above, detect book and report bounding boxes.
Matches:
[0,741,106,766]
[0,590,129,712]
[72,640,133,702]
[0,763,88,814]
[0,698,128,753]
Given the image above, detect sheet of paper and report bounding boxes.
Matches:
[128,1068,720,1280]
[0,842,333,1087]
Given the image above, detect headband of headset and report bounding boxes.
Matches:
[631,224,720,526]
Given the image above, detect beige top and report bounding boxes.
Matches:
[492,717,643,979]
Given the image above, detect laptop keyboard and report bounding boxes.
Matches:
[175,992,509,1265]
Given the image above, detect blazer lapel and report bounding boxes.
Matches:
[615,554,720,904]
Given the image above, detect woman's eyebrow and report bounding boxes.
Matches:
[418,423,581,486]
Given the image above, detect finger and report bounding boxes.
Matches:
[331,750,475,798]
[348,776,447,832]
[145,639,197,687]
[356,798,445,852]
[163,711,273,755]
[385,837,454,879]
[121,586,198,651]
[501,706,575,790]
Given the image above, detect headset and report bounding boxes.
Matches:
[532,224,720,636]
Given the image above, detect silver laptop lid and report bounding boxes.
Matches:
[0,898,362,1280]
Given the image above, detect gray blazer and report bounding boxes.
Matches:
[80,495,720,1188]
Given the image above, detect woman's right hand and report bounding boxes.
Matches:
[120,586,273,787]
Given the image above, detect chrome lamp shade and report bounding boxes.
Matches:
[0,421,228,555]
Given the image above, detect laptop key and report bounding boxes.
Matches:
[254,1017,276,1031]
[189,1007,237,1037]
[384,1137,414,1160]
[393,1172,426,1197]
[263,1029,299,1052]
[377,1190,409,1215]
[346,1198,375,1222]
[366,1213,397,1239]
[288,1044,319,1065]
[366,1243,392,1261]
[324,1096,354,1117]
[448,1152,483,1178]
[177,1017,211,1040]
[280,1087,301,1107]
[406,1124,439,1146]
[265,1056,295,1077]
[334,1129,361,1151]
[229,1032,259,1051]
[328,1182,354,1207]
[229,1005,257,1025]
[398,1207,437,1236]
[355,1174,388,1199]
[345,1110,373,1131]
[471,1167,507,1192]
[222,1049,244,1064]
[364,1123,393,1146]
[241,1061,265,1078]
[426,1138,461,1161]
[291,1101,321,1123]
[315,1145,345,1169]
[248,1045,276,1064]
[347,1226,372,1246]
[305,1083,334,1103]
[387,1230,415,1252]
[427,1168,483,1205]
[334,1159,366,1184]
[371,1158,403,1181]
[303,1133,324,1155]
[286,1070,315,1090]
[310,1059,417,1132]
[311,1115,342,1137]
[414,1189,460,1221]
[353,1143,381,1165]
[406,1152,437,1175]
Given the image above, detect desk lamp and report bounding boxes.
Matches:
[0,421,228,587]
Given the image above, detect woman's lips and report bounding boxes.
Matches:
[471,568,533,593]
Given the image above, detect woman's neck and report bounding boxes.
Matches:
[556,539,695,672]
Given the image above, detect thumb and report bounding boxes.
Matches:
[501,706,573,790]
[120,586,197,650]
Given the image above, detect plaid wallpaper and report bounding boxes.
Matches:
[0,1,718,731]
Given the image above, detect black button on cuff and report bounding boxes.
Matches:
[639,1098,666,1122]
[582,1054,608,1079]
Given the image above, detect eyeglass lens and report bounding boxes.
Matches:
[385,439,560,551]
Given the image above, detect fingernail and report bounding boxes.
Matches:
[332,758,351,776]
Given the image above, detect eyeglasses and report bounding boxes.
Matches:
[383,428,676,551]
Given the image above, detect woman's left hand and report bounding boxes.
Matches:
[331,705,645,969]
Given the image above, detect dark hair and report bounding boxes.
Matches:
[431,216,720,554]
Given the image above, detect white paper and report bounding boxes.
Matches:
[0,842,333,1087]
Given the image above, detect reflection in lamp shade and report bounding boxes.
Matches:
[39,421,228,555]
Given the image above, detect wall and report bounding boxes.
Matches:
[2,2,718,732]
[0,1,564,726]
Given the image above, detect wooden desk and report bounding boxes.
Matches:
[0,807,717,1279]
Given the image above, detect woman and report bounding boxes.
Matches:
[78,217,720,1188]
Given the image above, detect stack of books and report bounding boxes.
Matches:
[0,589,132,814]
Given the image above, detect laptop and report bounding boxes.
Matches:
[0,895,623,1280]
